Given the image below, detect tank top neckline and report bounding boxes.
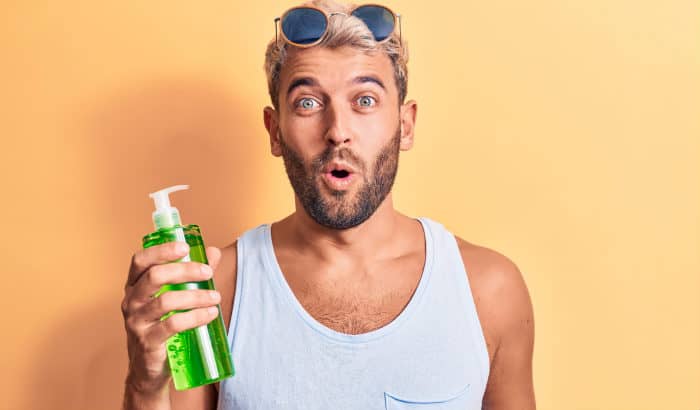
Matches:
[259,217,436,344]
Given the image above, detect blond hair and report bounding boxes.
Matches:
[263,0,409,110]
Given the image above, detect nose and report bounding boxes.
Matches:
[324,103,352,147]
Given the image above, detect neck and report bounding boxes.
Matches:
[274,193,403,266]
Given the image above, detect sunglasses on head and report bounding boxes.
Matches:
[274,4,402,48]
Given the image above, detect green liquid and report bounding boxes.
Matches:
[142,224,235,390]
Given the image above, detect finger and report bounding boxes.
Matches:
[205,246,222,272]
[129,261,214,303]
[147,306,220,345]
[126,242,190,288]
[140,289,221,322]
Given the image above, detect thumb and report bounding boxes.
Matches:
[205,246,222,272]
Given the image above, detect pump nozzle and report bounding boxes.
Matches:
[149,184,189,230]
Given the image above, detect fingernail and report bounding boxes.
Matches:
[209,291,220,300]
[176,242,189,253]
[208,306,218,315]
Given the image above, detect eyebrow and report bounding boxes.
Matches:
[286,75,387,97]
[287,77,319,96]
[353,75,386,91]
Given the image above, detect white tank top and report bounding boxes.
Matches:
[217,217,490,409]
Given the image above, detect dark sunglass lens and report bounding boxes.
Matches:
[282,8,327,45]
[352,5,395,41]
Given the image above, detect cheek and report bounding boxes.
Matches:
[361,118,392,140]
[282,116,325,148]
[359,112,399,150]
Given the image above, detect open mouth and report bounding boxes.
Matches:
[330,169,350,179]
[322,163,357,190]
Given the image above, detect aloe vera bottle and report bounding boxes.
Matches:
[142,184,235,390]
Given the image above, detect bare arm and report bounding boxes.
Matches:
[481,258,536,409]
[458,239,536,409]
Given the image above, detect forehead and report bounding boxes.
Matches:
[279,46,396,96]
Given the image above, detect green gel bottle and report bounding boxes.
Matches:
[141,184,235,390]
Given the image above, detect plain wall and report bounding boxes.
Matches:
[2,0,698,409]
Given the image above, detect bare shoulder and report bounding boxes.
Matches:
[455,236,526,299]
[454,236,536,409]
[457,236,531,293]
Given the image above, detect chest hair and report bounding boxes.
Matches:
[295,280,419,335]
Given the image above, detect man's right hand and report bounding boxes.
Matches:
[121,241,222,403]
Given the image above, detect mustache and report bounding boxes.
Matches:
[311,147,365,174]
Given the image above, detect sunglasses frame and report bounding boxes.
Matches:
[274,3,402,48]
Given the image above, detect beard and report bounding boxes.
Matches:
[278,126,401,230]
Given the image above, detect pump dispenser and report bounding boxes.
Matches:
[149,184,187,230]
[141,184,235,390]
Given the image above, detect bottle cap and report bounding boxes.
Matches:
[149,184,189,230]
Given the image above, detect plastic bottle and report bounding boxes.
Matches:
[141,184,235,390]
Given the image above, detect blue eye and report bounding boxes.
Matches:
[297,97,319,110]
[356,96,376,107]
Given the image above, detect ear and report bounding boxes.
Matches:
[263,106,282,157]
[399,100,417,151]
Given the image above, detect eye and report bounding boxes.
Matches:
[296,97,320,110]
[356,95,376,108]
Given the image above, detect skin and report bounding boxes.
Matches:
[122,45,535,410]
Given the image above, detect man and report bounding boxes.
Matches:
[121,1,536,409]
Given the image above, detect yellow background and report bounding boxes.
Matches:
[2,0,698,409]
